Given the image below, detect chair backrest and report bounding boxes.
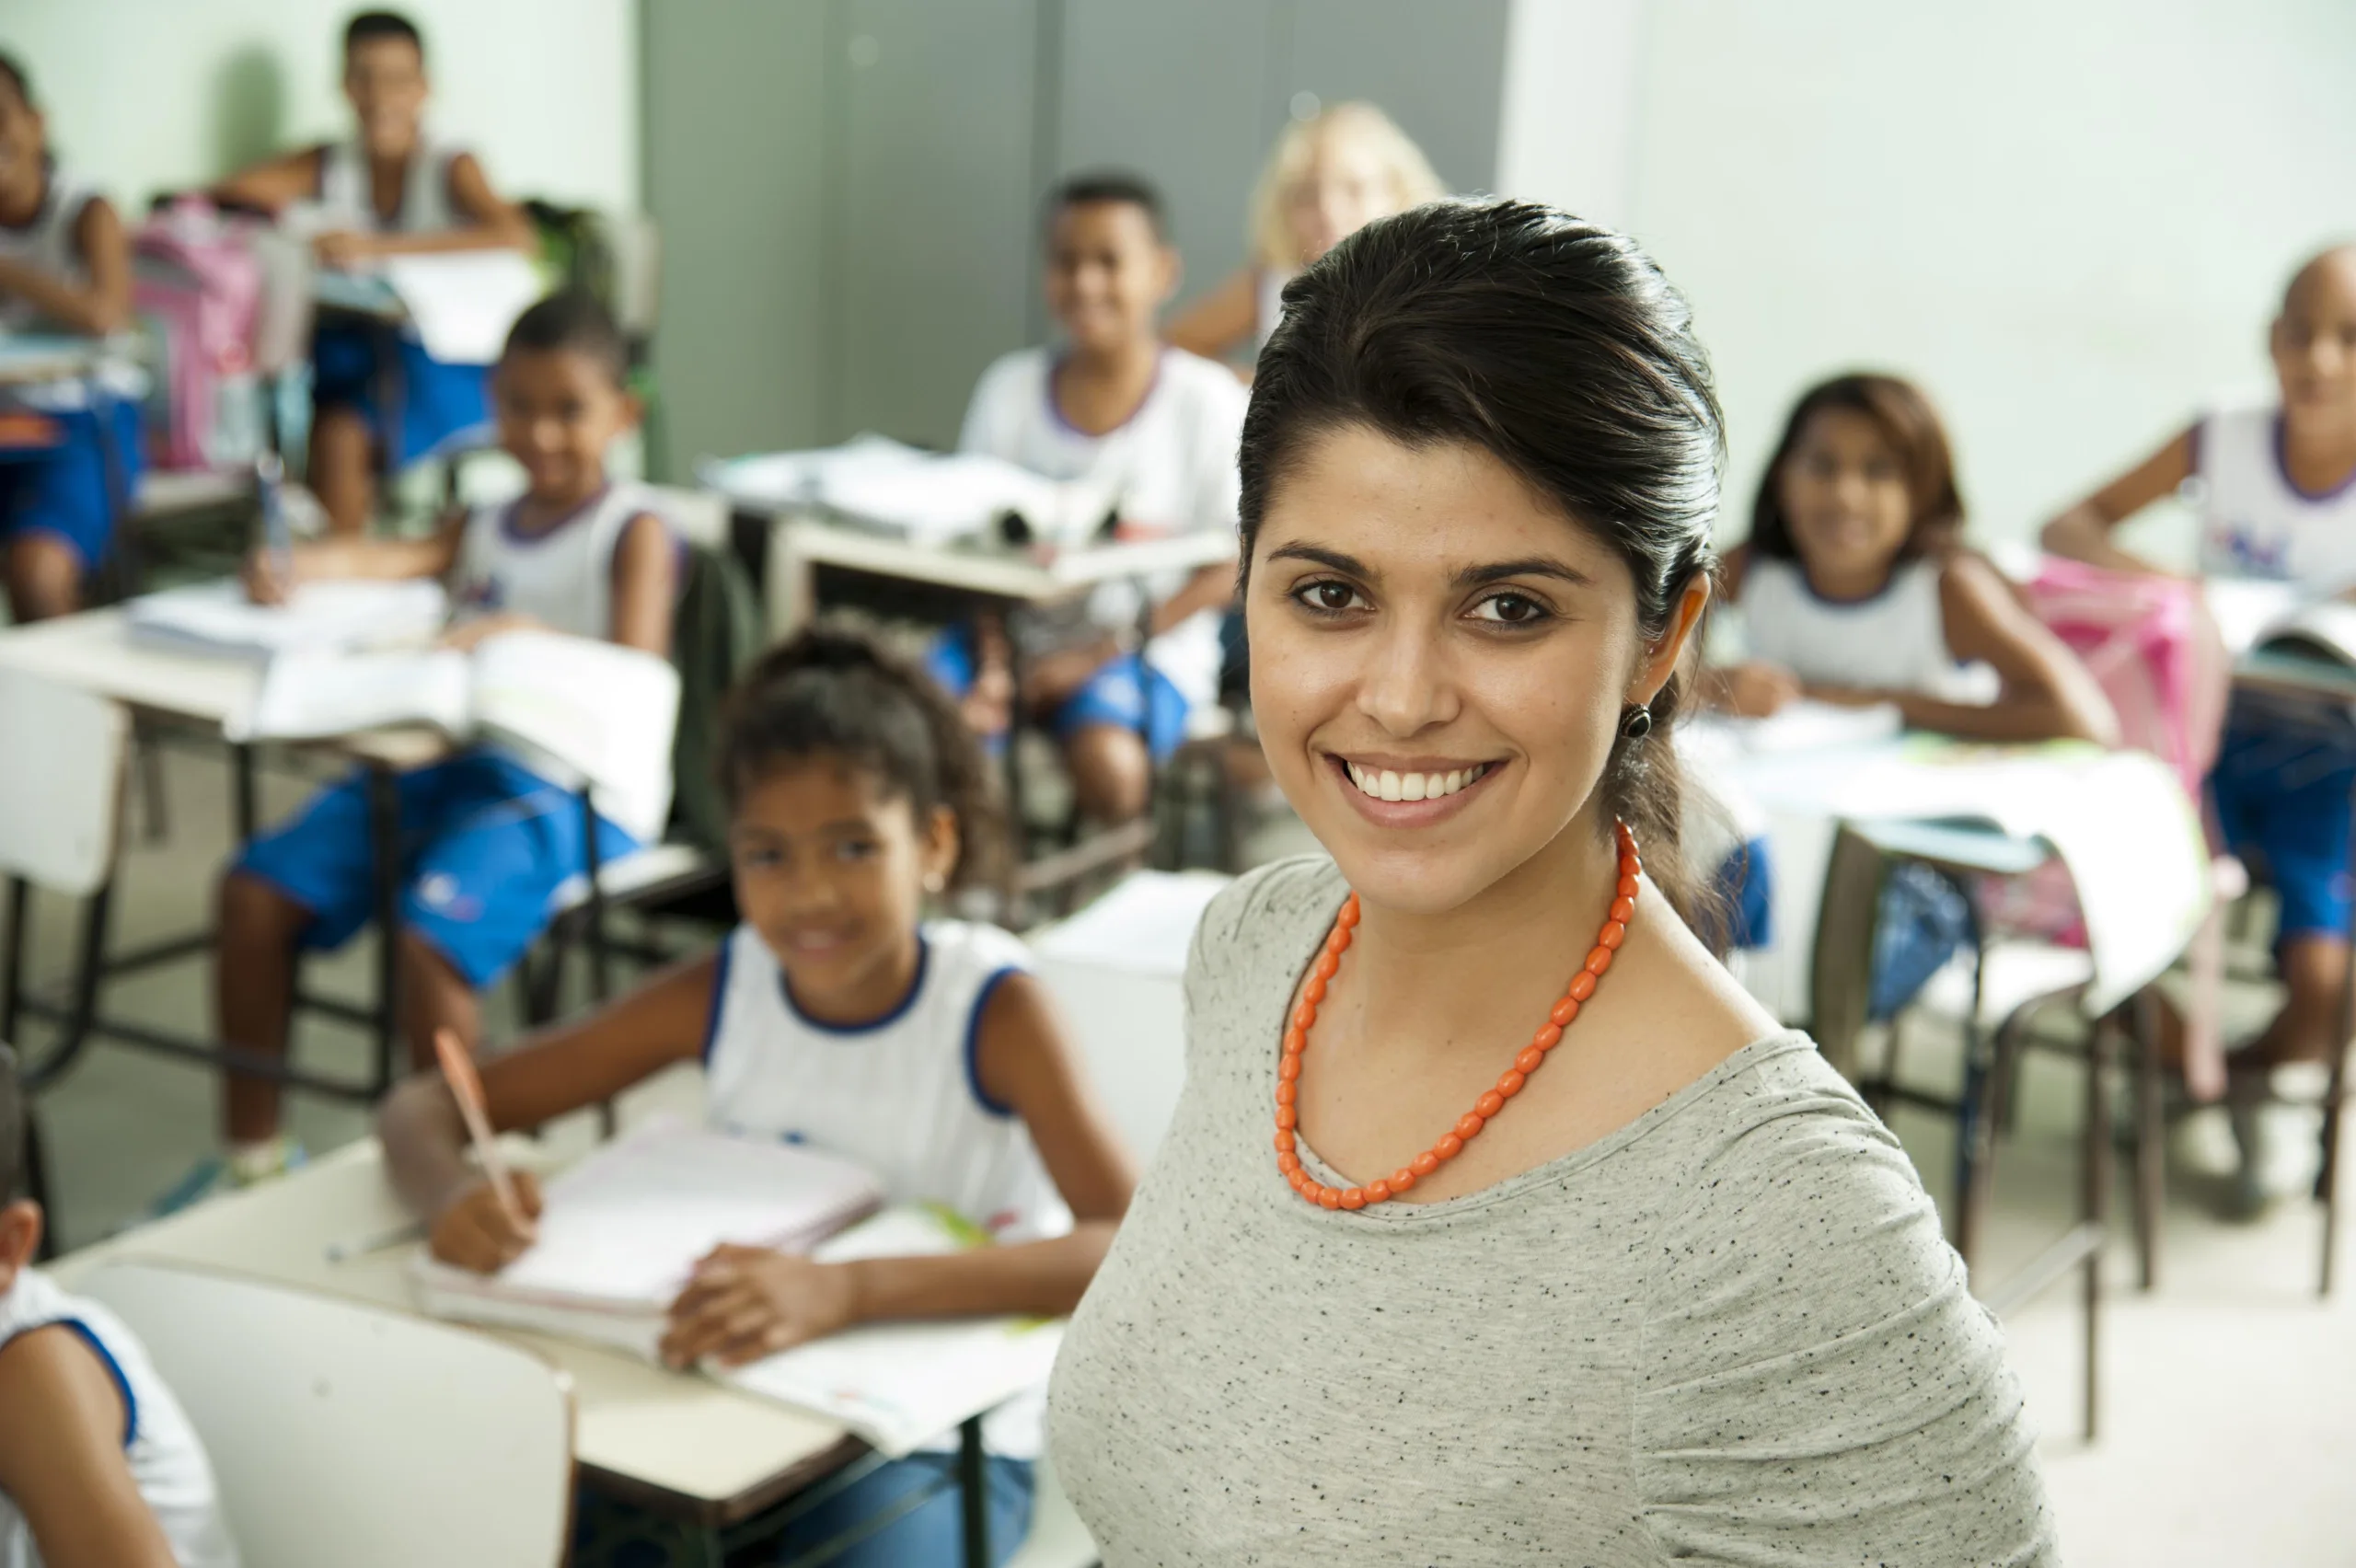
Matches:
[0,666,125,895]
[664,529,766,852]
[77,1260,574,1568]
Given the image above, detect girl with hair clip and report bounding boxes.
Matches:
[1166,101,1445,369]
[1715,373,2116,744]
[1047,202,2056,1564]
[378,627,1136,1566]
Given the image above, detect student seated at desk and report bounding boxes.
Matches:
[2042,245,2356,1205]
[1713,371,2116,745]
[0,52,142,623]
[1166,102,1444,373]
[0,1053,240,1568]
[378,627,1137,1567]
[159,293,676,1208]
[930,172,1248,825]
[211,9,534,538]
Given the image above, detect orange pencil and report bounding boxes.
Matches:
[433,1027,527,1233]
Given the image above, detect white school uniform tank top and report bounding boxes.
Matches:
[316,138,463,234]
[2193,402,2356,592]
[957,346,1247,711]
[1742,556,1991,702]
[449,483,676,838]
[0,1269,240,1568]
[702,918,1071,1456]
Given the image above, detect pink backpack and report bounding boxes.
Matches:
[132,201,266,471]
[2023,556,2230,801]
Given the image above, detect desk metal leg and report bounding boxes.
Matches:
[2321,778,2356,1297]
[2,876,27,1049]
[368,766,402,1091]
[2132,987,2165,1292]
[959,1413,990,1568]
[1000,626,1034,868]
[2080,1011,2109,1441]
[233,744,258,846]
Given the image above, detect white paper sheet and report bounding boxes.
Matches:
[380,252,547,364]
[128,580,450,660]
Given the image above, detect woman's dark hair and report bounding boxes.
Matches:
[1239,198,1724,925]
[0,53,31,109]
[715,626,1004,892]
[1749,372,1965,564]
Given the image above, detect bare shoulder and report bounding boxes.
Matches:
[0,1321,125,1462]
[1615,883,1784,1080]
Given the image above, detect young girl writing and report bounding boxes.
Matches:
[1165,102,1444,369]
[1715,372,2116,744]
[379,627,1137,1566]
[0,52,141,622]
[1046,201,2053,1563]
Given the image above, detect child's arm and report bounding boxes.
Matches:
[325,153,535,264]
[1166,269,1259,362]
[378,951,718,1271]
[0,1326,180,1568]
[0,198,133,336]
[1811,553,2120,744]
[660,972,1136,1367]
[208,146,326,217]
[2038,428,2196,578]
[243,514,467,605]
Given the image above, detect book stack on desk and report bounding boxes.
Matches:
[411,1119,1065,1456]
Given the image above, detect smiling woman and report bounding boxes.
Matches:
[1045,200,2059,1564]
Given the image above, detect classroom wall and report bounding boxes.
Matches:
[2,0,639,213]
[642,0,1510,474]
[1596,0,2356,558]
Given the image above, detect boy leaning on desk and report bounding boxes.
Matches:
[150,291,677,1214]
[209,8,536,539]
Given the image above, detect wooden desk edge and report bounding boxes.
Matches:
[583,1433,872,1528]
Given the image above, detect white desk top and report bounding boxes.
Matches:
[52,1139,854,1514]
[0,606,445,769]
[0,335,108,387]
[773,512,1238,605]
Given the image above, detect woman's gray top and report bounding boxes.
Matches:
[1048,855,2058,1566]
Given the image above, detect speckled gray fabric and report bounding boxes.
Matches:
[1048,855,2059,1566]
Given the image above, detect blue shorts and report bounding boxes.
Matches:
[574,1452,1033,1568]
[233,750,637,988]
[926,624,1190,763]
[312,321,491,467]
[0,397,143,568]
[1713,835,1774,951]
[2212,714,2356,941]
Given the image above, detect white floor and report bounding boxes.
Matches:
[18,746,2356,1563]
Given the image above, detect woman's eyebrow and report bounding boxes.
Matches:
[1450,557,1596,589]
[1264,542,1373,578]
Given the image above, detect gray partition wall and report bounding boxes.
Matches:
[642,0,1510,472]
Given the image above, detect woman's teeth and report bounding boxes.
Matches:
[1344,761,1490,802]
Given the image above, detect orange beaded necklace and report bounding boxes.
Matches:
[1274,819,1642,1210]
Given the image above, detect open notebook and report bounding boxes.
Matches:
[410,1120,1065,1456]
[225,630,679,841]
[127,580,450,660]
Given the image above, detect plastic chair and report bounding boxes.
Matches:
[0,666,128,1253]
[76,1259,574,1568]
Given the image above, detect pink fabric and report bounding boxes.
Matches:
[2024,558,2232,1099]
[132,201,265,471]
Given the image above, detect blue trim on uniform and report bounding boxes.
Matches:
[59,1319,138,1448]
[500,482,614,548]
[964,966,1023,1118]
[1044,350,1162,439]
[780,937,931,1037]
[2273,412,2356,504]
[700,936,735,1065]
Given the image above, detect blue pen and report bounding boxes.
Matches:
[256,452,293,591]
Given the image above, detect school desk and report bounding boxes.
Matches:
[757,508,1238,881]
[0,606,445,1131]
[2225,643,2356,1297]
[49,1136,1006,1568]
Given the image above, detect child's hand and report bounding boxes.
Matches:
[1719,661,1801,718]
[428,1170,544,1274]
[1803,681,1891,710]
[312,229,379,269]
[659,1245,860,1368]
[241,545,303,605]
[1028,643,1114,707]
